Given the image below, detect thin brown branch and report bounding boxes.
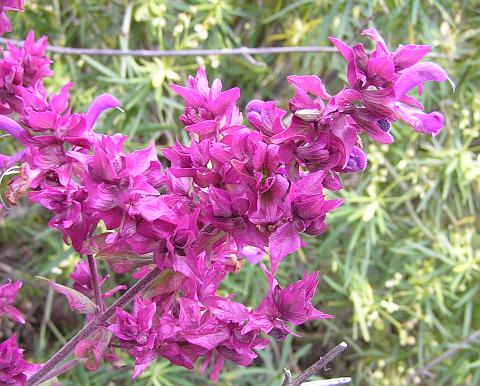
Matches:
[0,37,450,58]
[410,329,480,380]
[301,378,352,385]
[282,369,293,386]
[284,342,349,386]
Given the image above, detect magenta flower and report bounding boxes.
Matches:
[172,296,267,383]
[83,136,161,230]
[28,182,95,251]
[269,171,343,272]
[329,28,451,138]
[199,324,269,383]
[0,12,453,383]
[108,296,158,347]
[0,279,24,324]
[108,296,159,377]
[271,81,364,179]
[329,28,430,89]
[164,139,224,187]
[0,334,38,385]
[0,31,51,114]
[169,66,242,137]
[296,132,347,172]
[70,261,126,299]
[243,269,331,339]
[246,100,286,138]
[229,134,290,225]
[176,297,230,350]
[20,84,120,151]
[0,0,23,36]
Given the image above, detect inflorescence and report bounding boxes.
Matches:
[0,2,451,384]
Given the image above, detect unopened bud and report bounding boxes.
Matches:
[294,108,322,122]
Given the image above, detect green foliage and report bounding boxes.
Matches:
[1,0,479,385]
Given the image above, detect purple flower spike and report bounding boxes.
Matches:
[329,28,452,139]
[0,280,25,324]
[0,18,452,383]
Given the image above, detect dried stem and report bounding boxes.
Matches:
[301,378,351,385]
[27,266,161,386]
[410,329,480,381]
[282,369,293,386]
[86,254,104,313]
[284,342,348,386]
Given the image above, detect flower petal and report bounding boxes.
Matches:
[269,222,301,273]
[86,93,121,130]
[394,62,449,100]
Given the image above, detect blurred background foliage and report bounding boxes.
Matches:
[1,0,479,385]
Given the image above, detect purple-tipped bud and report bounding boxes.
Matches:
[341,146,368,173]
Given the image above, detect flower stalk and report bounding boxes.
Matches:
[36,359,78,385]
[27,267,160,386]
[86,254,104,313]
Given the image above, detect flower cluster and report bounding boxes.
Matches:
[0,279,24,324]
[0,29,51,174]
[106,266,328,380]
[0,30,51,115]
[0,0,23,36]
[0,18,451,385]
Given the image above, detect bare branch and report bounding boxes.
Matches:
[410,330,480,381]
[302,378,352,385]
[284,342,349,386]
[282,369,293,386]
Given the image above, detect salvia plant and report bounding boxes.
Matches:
[0,1,453,385]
